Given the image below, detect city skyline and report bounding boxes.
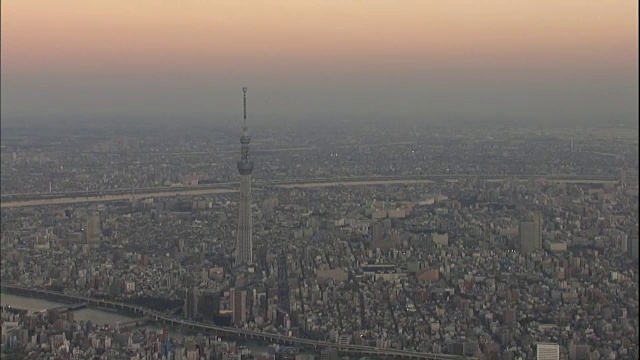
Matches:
[1,1,638,125]
[1,2,638,358]
[1,115,638,358]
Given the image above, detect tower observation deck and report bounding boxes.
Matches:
[236,87,254,266]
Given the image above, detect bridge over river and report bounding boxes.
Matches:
[37,302,88,314]
[1,284,468,359]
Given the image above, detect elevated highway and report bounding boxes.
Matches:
[1,284,467,359]
[0,174,618,208]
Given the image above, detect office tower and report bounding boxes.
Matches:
[184,288,200,319]
[230,289,247,325]
[519,212,542,255]
[536,343,560,360]
[198,290,221,322]
[236,87,254,266]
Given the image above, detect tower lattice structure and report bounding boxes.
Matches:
[236,87,254,266]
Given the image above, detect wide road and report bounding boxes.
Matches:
[0,174,618,208]
[0,188,239,208]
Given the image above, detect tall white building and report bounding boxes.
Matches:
[536,342,560,360]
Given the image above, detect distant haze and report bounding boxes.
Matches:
[1,1,637,127]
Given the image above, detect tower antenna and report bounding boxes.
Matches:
[243,87,248,127]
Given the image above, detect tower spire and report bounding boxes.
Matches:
[243,86,248,128]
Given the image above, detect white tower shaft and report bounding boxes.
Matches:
[236,87,254,266]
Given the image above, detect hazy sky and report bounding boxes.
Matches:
[1,1,637,126]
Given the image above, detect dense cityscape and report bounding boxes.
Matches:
[3,0,638,358]
[1,119,638,359]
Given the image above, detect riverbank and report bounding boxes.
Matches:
[0,292,134,326]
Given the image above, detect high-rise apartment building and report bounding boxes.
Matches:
[519,212,542,254]
[84,214,101,245]
[371,222,384,248]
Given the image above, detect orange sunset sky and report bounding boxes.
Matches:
[1,0,638,125]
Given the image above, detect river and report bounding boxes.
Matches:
[0,293,272,354]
